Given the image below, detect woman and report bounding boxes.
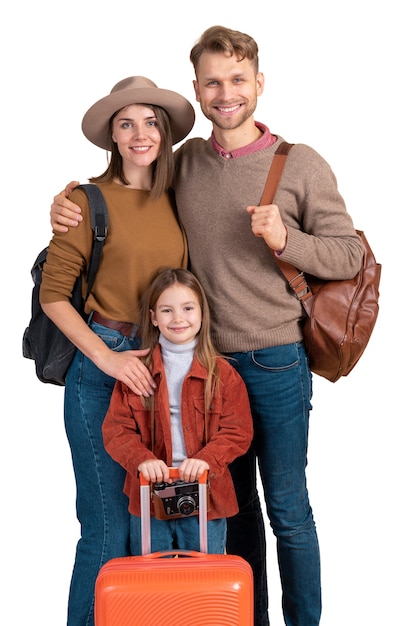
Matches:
[40,76,194,626]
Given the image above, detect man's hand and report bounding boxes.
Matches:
[50,180,83,232]
[246,203,287,253]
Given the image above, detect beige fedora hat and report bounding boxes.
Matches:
[82,76,195,149]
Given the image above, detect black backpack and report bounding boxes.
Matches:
[22,184,108,385]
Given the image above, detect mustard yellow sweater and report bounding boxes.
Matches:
[40,180,187,324]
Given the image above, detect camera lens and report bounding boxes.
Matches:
[177,495,196,516]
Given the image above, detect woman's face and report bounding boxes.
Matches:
[111,103,162,168]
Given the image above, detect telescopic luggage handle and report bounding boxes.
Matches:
[140,468,209,555]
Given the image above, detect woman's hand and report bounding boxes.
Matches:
[94,348,156,397]
[41,301,156,396]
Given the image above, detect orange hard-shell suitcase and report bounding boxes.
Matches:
[94,469,254,626]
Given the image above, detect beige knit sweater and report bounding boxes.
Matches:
[173,137,363,353]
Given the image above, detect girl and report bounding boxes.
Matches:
[102,268,253,554]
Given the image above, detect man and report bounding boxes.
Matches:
[50,26,363,626]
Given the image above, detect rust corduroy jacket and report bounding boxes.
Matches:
[102,345,253,520]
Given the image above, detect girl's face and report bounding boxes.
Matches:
[111,104,162,168]
[151,283,202,345]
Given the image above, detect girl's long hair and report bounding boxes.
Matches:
[89,104,174,201]
[140,267,220,411]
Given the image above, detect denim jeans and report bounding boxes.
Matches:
[226,342,321,626]
[64,321,141,626]
[130,514,227,555]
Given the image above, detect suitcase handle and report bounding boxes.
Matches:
[139,468,209,555]
[139,468,208,486]
[141,550,210,560]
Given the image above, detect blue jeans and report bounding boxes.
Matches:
[130,514,227,555]
[64,321,141,626]
[226,342,321,626]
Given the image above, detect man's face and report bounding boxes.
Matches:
[193,51,264,132]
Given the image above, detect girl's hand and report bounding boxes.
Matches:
[138,459,170,484]
[178,458,209,483]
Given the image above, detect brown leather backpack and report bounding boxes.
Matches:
[261,142,381,382]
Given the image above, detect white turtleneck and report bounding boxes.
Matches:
[158,334,197,466]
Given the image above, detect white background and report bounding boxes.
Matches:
[2,1,415,624]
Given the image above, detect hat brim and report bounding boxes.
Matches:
[82,87,195,149]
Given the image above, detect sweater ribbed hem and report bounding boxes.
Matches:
[212,325,304,354]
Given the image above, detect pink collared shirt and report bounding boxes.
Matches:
[211,121,277,158]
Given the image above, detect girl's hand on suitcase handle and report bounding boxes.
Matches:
[178,458,209,483]
[139,460,210,485]
[138,459,170,484]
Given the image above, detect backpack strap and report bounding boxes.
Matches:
[76,184,108,298]
[260,143,313,307]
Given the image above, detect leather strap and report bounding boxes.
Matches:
[91,312,140,337]
[261,142,312,305]
[260,141,293,207]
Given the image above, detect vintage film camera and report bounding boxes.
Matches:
[151,478,210,520]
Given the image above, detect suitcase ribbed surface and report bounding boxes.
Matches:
[95,553,253,625]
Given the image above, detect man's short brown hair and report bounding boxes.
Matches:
[190,25,259,74]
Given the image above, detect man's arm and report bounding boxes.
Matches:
[50,181,83,232]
